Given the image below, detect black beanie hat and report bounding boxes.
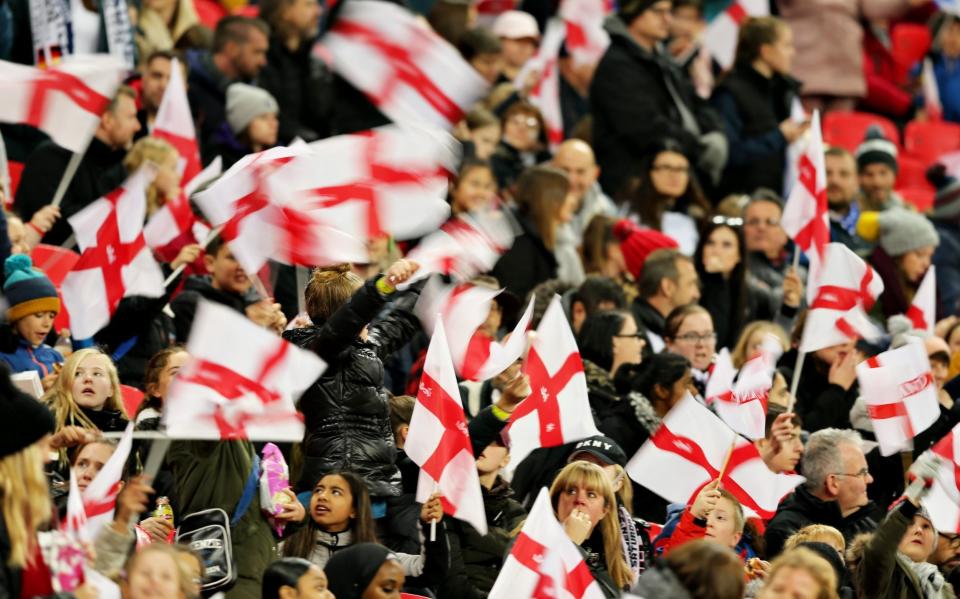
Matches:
[619,0,660,23]
[325,543,397,599]
[855,125,898,174]
[0,364,55,459]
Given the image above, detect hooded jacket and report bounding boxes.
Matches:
[170,275,261,342]
[765,485,880,558]
[631,564,694,599]
[283,278,422,497]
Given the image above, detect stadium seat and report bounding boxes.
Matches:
[30,244,80,287]
[822,111,900,153]
[904,120,960,167]
[892,24,932,73]
[120,384,145,418]
[898,186,935,212]
[194,0,228,29]
[896,155,934,191]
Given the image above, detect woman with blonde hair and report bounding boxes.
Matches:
[730,320,789,370]
[548,461,634,596]
[123,136,182,218]
[758,547,839,599]
[136,0,198,63]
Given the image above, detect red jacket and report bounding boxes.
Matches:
[860,26,913,117]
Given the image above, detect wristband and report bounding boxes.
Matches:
[376,277,396,295]
[26,221,44,235]
[491,405,512,421]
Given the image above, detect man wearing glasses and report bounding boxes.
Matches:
[930,531,960,590]
[765,428,880,558]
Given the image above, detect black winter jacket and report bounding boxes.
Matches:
[491,213,558,303]
[283,278,422,496]
[14,137,127,245]
[170,275,262,342]
[258,37,333,144]
[186,50,235,166]
[779,348,859,433]
[765,485,880,558]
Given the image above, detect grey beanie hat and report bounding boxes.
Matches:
[855,125,899,174]
[877,209,940,257]
[226,83,278,135]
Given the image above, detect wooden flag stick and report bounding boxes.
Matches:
[787,351,806,414]
[51,151,84,208]
[430,481,440,542]
[717,439,737,488]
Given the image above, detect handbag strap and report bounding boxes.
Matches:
[231,454,261,528]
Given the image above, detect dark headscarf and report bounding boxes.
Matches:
[325,543,397,599]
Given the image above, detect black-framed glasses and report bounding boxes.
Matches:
[939,533,960,549]
[832,468,870,479]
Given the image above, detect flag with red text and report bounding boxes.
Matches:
[626,395,804,519]
[324,0,488,130]
[488,488,606,599]
[798,242,885,354]
[164,301,325,440]
[706,346,776,441]
[61,168,166,339]
[406,319,488,535]
[907,266,936,334]
[0,55,125,153]
[927,426,960,533]
[507,295,600,470]
[857,340,940,456]
[703,0,769,69]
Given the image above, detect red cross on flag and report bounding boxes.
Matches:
[488,488,605,599]
[520,18,566,150]
[0,55,125,153]
[324,0,489,130]
[143,157,222,250]
[406,319,488,535]
[153,58,201,186]
[706,344,777,441]
[63,423,133,541]
[703,0,769,69]
[626,394,805,519]
[857,340,941,456]
[405,211,516,282]
[907,266,937,334]
[61,168,166,339]
[164,301,325,440]
[922,58,943,122]
[507,295,601,471]
[782,110,829,300]
[559,0,611,66]
[798,242,885,354]
[925,427,960,533]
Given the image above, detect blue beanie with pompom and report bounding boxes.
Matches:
[3,254,60,322]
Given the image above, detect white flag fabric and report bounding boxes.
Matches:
[520,18,566,150]
[507,295,600,471]
[404,211,516,282]
[626,394,804,519]
[703,0,769,69]
[0,56,125,153]
[558,0,611,65]
[164,301,325,440]
[78,423,133,541]
[907,266,937,334]
[144,157,222,250]
[324,0,488,130]
[153,58,202,185]
[488,488,605,599]
[927,426,960,533]
[923,57,943,121]
[706,347,774,441]
[406,319,488,535]
[857,340,941,456]
[61,168,166,338]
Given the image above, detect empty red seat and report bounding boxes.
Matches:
[892,23,932,72]
[904,120,960,167]
[822,111,901,153]
[896,155,934,191]
[898,186,935,212]
[194,0,228,29]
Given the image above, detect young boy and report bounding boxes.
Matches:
[0,254,63,388]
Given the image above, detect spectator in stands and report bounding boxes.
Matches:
[826,146,873,256]
[666,0,713,98]
[855,125,904,212]
[857,208,939,321]
[756,407,804,475]
[730,319,789,370]
[258,0,332,144]
[492,166,573,301]
[0,255,62,387]
[491,11,539,84]
[607,220,677,307]
[781,325,860,432]
[188,16,270,164]
[324,543,408,599]
[579,309,645,417]
[930,527,960,593]
[663,304,716,396]
[552,140,617,242]
[136,0,199,62]
[743,190,798,292]
[711,16,805,197]
[490,100,552,193]
[458,27,504,85]
[136,50,176,138]
[216,83,280,169]
[449,160,497,216]
[757,547,840,599]
[631,248,699,353]
[15,86,140,245]
[927,164,960,316]
[134,346,188,430]
[632,540,745,599]
[860,18,915,121]
[591,0,727,197]
[171,235,286,340]
[777,0,916,113]
[765,428,880,558]
[460,107,501,162]
[663,481,746,555]
[569,274,628,334]
[923,12,960,123]
[262,558,334,599]
[556,46,595,139]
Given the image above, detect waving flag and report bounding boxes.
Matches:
[0,55,125,153]
[143,157,221,250]
[907,266,936,334]
[857,340,940,456]
[559,0,610,65]
[508,295,600,470]
[626,395,804,519]
[164,301,325,440]
[61,168,166,338]
[324,0,488,130]
[67,423,133,541]
[706,347,775,441]
[925,425,960,533]
[703,0,769,69]
[405,211,516,282]
[922,58,943,121]
[520,18,566,150]
[488,488,605,599]
[406,319,488,535]
[153,58,201,185]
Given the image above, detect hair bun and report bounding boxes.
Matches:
[317,263,353,275]
[4,254,33,279]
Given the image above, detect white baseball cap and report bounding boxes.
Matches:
[492,10,540,40]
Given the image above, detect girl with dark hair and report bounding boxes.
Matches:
[261,558,333,599]
[448,160,497,216]
[621,139,712,255]
[693,220,800,350]
[135,346,189,430]
[490,101,552,193]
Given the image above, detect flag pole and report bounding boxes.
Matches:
[296,266,309,315]
[51,150,85,208]
[717,439,737,487]
[430,481,440,542]
[162,225,222,287]
[787,351,805,414]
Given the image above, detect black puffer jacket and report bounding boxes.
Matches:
[765,485,880,558]
[283,278,422,497]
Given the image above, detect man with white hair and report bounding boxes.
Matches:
[765,428,881,557]
[551,139,618,241]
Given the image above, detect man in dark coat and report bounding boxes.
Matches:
[631,248,700,356]
[14,86,140,245]
[590,0,727,197]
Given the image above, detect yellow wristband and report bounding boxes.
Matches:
[376,277,396,295]
[491,405,512,421]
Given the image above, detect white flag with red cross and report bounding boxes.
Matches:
[507,295,600,471]
[143,157,222,250]
[782,110,829,301]
[519,18,566,150]
[404,211,516,282]
[703,0,769,69]
[152,58,201,186]
[907,266,937,335]
[163,301,325,440]
[323,0,489,130]
[706,344,778,441]
[798,242,885,354]
[488,488,606,599]
[406,319,488,535]
[61,168,166,339]
[0,55,126,153]
[559,0,611,66]
[62,423,133,541]
[626,394,805,519]
[923,58,943,122]
[926,426,960,533]
[857,340,941,456]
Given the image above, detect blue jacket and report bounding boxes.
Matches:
[0,339,62,377]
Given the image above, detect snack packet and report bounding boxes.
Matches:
[259,443,292,535]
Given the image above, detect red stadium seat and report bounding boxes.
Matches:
[822,111,901,153]
[896,155,934,191]
[892,23,932,72]
[120,384,145,419]
[898,186,935,212]
[194,0,228,29]
[904,120,960,167]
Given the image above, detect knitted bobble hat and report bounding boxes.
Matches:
[855,125,899,174]
[856,210,939,257]
[613,219,679,281]
[3,254,60,322]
